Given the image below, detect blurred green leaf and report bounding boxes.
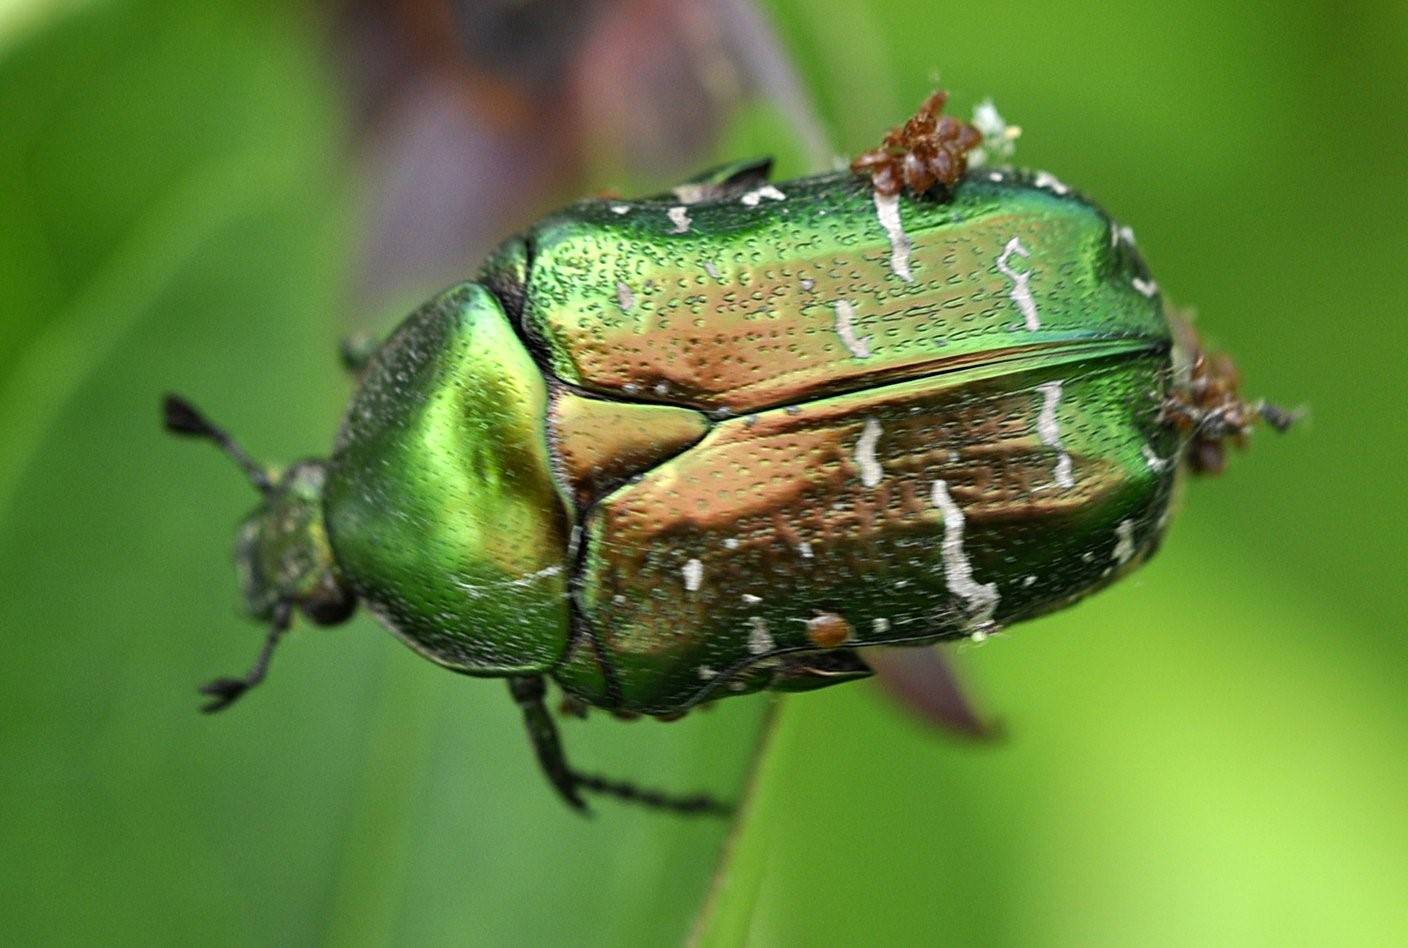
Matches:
[3,0,1405,944]
[695,534,1408,944]
[0,2,763,944]
[691,0,1408,942]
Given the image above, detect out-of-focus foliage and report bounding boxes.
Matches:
[1,0,1404,945]
[697,0,1408,943]
[0,1,761,944]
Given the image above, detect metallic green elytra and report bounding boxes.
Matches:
[166,96,1288,814]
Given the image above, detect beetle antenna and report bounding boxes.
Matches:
[199,600,292,713]
[162,394,274,495]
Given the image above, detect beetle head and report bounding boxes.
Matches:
[163,395,356,627]
[232,460,356,626]
[1163,313,1297,475]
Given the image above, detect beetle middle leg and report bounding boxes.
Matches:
[506,676,731,817]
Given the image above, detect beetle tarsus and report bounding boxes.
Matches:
[572,772,732,817]
[197,602,290,714]
[508,676,728,817]
[199,677,252,713]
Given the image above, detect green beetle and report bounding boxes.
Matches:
[166,92,1288,813]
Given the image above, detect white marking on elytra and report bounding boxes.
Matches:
[854,417,884,487]
[832,300,871,358]
[996,236,1040,330]
[931,480,999,627]
[1035,381,1076,490]
[798,541,815,559]
[682,558,703,591]
[653,382,669,396]
[872,190,914,282]
[988,171,1004,182]
[800,277,815,292]
[667,205,692,233]
[697,665,717,680]
[672,183,709,204]
[872,617,891,635]
[1111,223,1136,248]
[609,204,630,215]
[1034,170,1070,195]
[747,617,774,655]
[1132,277,1159,298]
[616,281,635,311]
[703,260,721,279]
[1022,575,1037,588]
[1113,519,1137,565]
[1141,444,1169,471]
[742,593,763,605]
[455,564,563,598]
[723,537,740,550]
[740,185,786,206]
[971,628,989,643]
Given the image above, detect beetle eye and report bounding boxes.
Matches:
[301,584,356,626]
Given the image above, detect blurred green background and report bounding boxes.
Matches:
[1,0,1403,945]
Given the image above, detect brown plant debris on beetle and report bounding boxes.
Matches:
[851,89,983,197]
[1162,318,1298,475]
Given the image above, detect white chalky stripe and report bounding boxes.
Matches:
[931,480,999,627]
[1035,381,1076,490]
[682,558,703,591]
[1113,520,1137,565]
[996,236,1040,330]
[747,617,774,654]
[855,418,883,487]
[740,185,785,206]
[456,564,563,598]
[832,300,871,358]
[872,190,914,282]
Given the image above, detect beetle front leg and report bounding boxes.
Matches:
[199,600,292,713]
[508,675,588,811]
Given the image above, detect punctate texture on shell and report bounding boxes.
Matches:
[407,167,1180,713]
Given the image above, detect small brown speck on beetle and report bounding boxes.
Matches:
[807,612,853,648]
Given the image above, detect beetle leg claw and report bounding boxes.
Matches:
[198,677,252,713]
[196,602,290,714]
